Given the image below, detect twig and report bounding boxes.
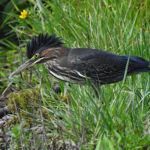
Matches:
[1,82,13,97]
[39,76,48,148]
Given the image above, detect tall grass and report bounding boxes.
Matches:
[1,0,150,149]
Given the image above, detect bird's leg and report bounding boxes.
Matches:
[90,82,101,99]
[54,82,61,94]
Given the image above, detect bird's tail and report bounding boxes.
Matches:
[134,67,150,73]
[124,55,150,73]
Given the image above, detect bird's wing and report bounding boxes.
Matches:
[66,48,128,83]
[67,48,150,84]
[61,48,150,84]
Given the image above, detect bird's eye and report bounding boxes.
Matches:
[31,53,39,60]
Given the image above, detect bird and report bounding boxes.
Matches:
[9,33,150,97]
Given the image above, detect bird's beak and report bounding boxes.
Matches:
[9,59,35,78]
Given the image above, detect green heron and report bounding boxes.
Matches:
[9,33,150,96]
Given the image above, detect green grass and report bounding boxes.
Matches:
[0,0,150,149]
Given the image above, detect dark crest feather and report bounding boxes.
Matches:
[27,33,63,59]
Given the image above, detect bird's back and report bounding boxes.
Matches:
[65,48,150,84]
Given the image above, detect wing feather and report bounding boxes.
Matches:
[67,48,150,84]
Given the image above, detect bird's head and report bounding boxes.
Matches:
[9,33,64,78]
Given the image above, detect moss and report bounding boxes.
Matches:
[59,94,70,104]
[7,86,40,113]
[6,86,57,127]
[7,86,46,125]
[7,116,18,126]
[40,108,51,120]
